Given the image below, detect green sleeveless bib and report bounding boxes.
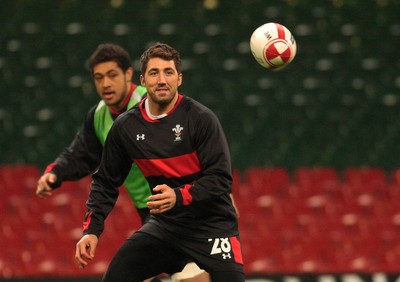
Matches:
[94,85,150,208]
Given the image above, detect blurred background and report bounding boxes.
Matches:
[1,0,400,281]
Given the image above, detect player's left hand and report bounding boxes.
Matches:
[75,234,98,269]
[36,173,57,199]
[147,184,176,214]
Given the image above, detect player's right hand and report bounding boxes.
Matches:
[147,184,176,214]
[75,234,98,269]
[36,173,57,199]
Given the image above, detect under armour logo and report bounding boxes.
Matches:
[136,134,145,140]
[222,253,231,259]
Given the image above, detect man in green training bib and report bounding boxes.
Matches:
[36,43,151,220]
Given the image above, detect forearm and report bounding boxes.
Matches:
[82,164,125,237]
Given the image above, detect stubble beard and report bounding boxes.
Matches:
[152,92,177,109]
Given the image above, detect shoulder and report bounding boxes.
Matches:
[134,84,147,95]
[113,105,140,127]
[182,96,211,113]
[182,96,218,121]
[131,84,147,103]
[94,100,106,113]
[84,104,99,123]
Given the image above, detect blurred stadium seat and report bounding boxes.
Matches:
[0,165,141,278]
[238,165,400,274]
[2,164,400,276]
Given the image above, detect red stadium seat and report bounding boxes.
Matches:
[390,168,400,186]
[290,167,342,218]
[2,165,399,276]
[343,167,389,200]
[0,165,40,197]
[293,167,340,198]
[243,167,291,198]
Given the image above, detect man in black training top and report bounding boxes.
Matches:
[75,42,245,282]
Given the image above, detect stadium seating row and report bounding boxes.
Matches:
[235,167,400,273]
[1,165,400,277]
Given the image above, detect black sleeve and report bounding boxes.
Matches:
[83,118,133,237]
[49,106,103,187]
[175,107,232,206]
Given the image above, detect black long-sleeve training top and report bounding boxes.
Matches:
[83,94,239,239]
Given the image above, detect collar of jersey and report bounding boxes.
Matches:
[109,84,135,115]
[139,94,183,123]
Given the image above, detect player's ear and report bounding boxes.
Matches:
[140,74,145,86]
[178,73,182,86]
[125,67,133,82]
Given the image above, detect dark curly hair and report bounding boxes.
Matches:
[88,43,132,74]
[139,42,181,75]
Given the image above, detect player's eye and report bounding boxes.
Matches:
[108,72,118,78]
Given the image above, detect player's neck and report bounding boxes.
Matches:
[145,99,167,120]
[147,93,178,116]
[109,83,133,114]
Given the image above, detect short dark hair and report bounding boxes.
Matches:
[139,42,181,75]
[88,43,132,74]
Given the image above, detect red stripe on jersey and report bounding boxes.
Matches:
[276,23,285,39]
[110,84,135,115]
[134,151,201,178]
[83,211,93,231]
[139,94,184,122]
[139,99,159,123]
[45,163,57,173]
[230,236,243,264]
[166,94,184,114]
[180,184,193,205]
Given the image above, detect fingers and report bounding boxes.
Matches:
[75,244,88,269]
[36,185,52,199]
[147,185,176,214]
[75,235,97,269]
[36,174,56,199]
[147,200,173,214]
[150,184,167,194]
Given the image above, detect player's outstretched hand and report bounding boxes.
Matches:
[147,184,176,214]
[75,234,98,269]
[36,173,57,199]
